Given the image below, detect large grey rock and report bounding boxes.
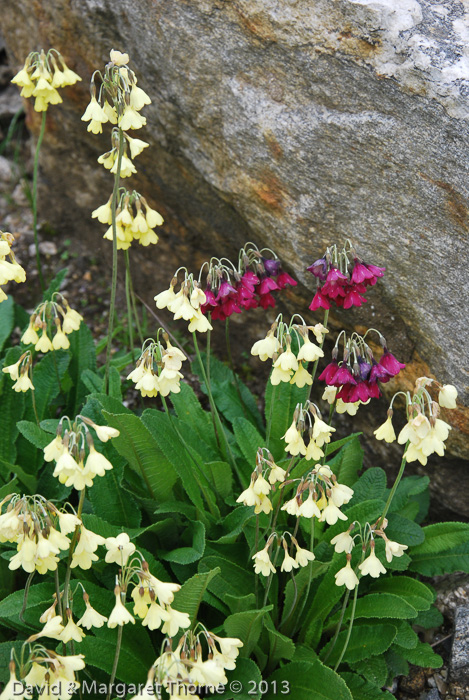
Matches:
[2,0,469,460]
[450,604,469,684]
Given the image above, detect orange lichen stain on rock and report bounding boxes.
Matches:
[419,172,469,232]
[337,28,382,59]
[252,172,286,211]
[264,131,283,160]
[232,5,277,42]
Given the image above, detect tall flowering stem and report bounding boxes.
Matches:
[107,621,123,700]
[124,251,135,361]
[225,317,247,417]
[192,331,241,482]
[104,129,124,393]
[62,487,86,613]
[334,581,359,671]
[379,441,409,525]
[32,111,47,291]
[306,308,329,401]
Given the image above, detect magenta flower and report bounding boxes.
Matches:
[307,257,328,280]
[259,276,280,295]
[216,280,238,300]
[331,365,357,387]
[258,292,276,309]
[276,271,297,289]
[379,350,405,377]
[262,257,282,276]
[309,289,331,311]
[318,360,339,384]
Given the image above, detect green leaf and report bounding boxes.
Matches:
[369,576,433,612]
[349,656,388,687]
[393,641,442,668]
[199,555,255,605]
[233,416,265,465]
[0,476,19,499]
[0,582,55,633]
[385,512,425,547]
[327,437,364,486]
[81,368,103,394]
[0,457,36,492]
[108,366,122,399]
[348,468,386,505]
[383,648,409,679]
[266,660,353,700]
[339,672,394,700]
[224,606,273,656]
[214,507,255,544]
[216,658,263,700]
[320,623,397,665]
[394,621,419,649]
[140,409,213,516]
[387,475,430,514]
[88,460,142,529]
[171,381,218,450]
[17,420,51,449]
[327,594,418,628]
[193,353,263,431]
[411,521,469,555]
[264,616,295,666]
[282,562,329,631]
[172,567,220,622]
[413,605,444,629]
[100,410,178,501]
[28,350,70,421]
[264,379,309,459]
[0,296,15,352]
[0,385,24,464]
[224,593,257,614]
[43,268,68,301]
[79,635,149,683]
[67,323,97,413]
[206,460,233,500]
[161,520,205,564]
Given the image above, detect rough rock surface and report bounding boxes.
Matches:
[451,604,469,684]
[2,0,469,462]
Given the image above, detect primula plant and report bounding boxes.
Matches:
[1,47,468,700]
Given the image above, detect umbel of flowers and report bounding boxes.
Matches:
[42,414,119,492]
[333,518,408,590]
[92,187,163,249]
[251,315,328,386]
[282,401,336,462]
[0,231,26,302]
[155,242,297,326]
[11,48,81,112]
[127,333,187,398]
[374,375,458,464]
[307,240,385,311]
[318,328,405,404]
[83,49,163,249]
[129,627,243,699]
[236,447,287,516]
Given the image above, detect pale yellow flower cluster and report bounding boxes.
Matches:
[131,566,190,636]
[134,629,243,698]
[2,351,34,392]
[236,449,286,515]
[0,231,26,302]
[43,416,119,491]
[21,294,83,352]
[92,191,163,250]
[127,337,187,398]
[2,654,84,700]
[374,377,458,465]
[281,465,353,525]
[11,49,81,112]
[251,320,328,387]
[283,403,336,461]
[333,519,408,590]
[155,274,212,333]
[252,536,315,577]
[0,494,81,574]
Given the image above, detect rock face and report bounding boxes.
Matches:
[2,0,469,461]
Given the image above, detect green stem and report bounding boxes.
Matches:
[280,570,298,630]
[380,441,409,524]
[307,308,329,401]
[126,253,144,345]
[270,456,296,534]
[225,317,247,417]
[51,348,63,394]
[322,588,351,664]
[206,321,220,450]
[19,572,35,622]
[192,331,242,482]
[63,489,86,613]
[266,384,277,449]
[30,388,40,427]
[291,517,315,635]
[107,623,123,700]
[104,129,124,394]
[124,252,135,362]
[255,515,260,608]
[54,568,63,620]
[32,111,47,292]
[263,544,281,607]
[334,582,359,671]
